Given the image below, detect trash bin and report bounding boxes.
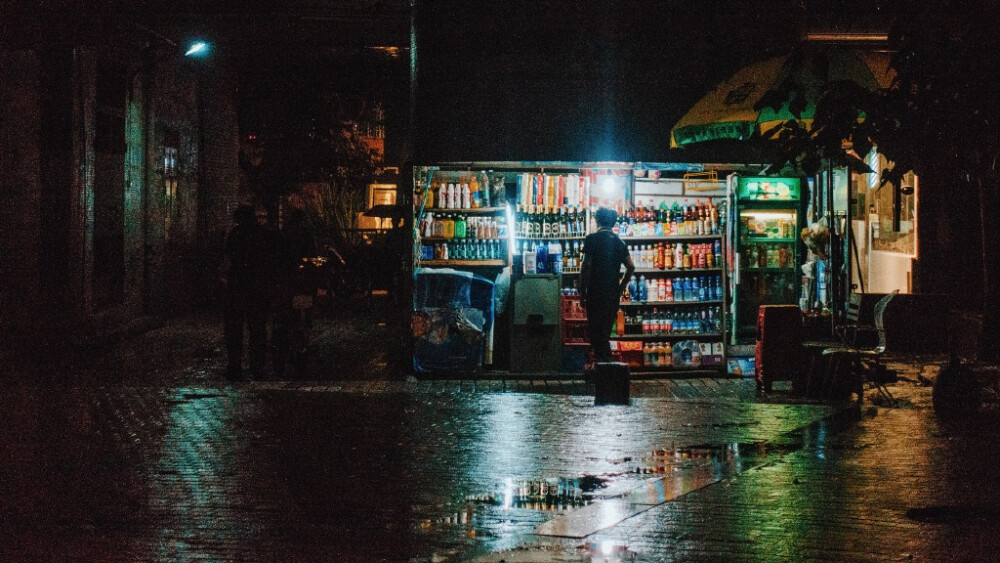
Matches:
[755,305,802,392]
[592,361,631,405]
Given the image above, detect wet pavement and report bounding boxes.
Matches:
[4,299,1000,562]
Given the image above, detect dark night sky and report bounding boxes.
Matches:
[2,0,891,163]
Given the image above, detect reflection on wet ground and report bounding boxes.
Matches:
[40,370,1000,562]
[0,381,846,562]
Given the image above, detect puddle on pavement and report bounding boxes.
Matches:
[467,476,605,511]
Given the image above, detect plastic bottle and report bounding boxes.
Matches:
[616,309,626,336]
[462,180,471,209]
[664,278,673,301]
[535,241,548,274]
[549,241,562,274]
[469,175,481,208]
[523,242,536,274]
[627,276,638,303]
[638,275,648,302]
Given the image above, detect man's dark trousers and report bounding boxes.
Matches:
[587,294,618,362]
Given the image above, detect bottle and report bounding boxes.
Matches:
[658,278,666,301]
[692,277,701,301]
[664,277,673,302]
[535,240,548,274]
[682,245,692,269]
[480,172,491,208]
[523,242,536,274]
[455,214,467,239]
[714,240,722,269]
[675,243,684,270]
[638,275,648,302]
[462,178,471,209]
[616,309,626,336]
[656,242,665,270]
[627,276,638,303]
[541,207,551,238]
[549,240,562,274]
[444,183,454,209]
[469,174,481,208]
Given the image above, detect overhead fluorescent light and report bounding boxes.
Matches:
[805,32,889,43]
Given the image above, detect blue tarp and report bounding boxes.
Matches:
[413,269,495,373]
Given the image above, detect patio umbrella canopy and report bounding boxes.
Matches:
[670,47,893,148]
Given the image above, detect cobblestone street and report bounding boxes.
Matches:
[3,300,1000,562]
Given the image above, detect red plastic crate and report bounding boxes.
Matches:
[561,295,587,321]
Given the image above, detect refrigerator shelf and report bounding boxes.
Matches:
[611,333,723,340]
[619,300,723,306]
[424,207,506,214]
[418,259,507,267]
[421,237,507,242]
[620,234,722,241]
[628,267,722,274]
[741,237,797,243]
[742,267,796,272]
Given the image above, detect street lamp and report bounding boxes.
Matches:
[184,41,210,57]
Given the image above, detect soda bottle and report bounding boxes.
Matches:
[664,278,673,301]
[469,174,481,208]
[658,278,666,301]
[535,240,548,274]
[549,241,562,274]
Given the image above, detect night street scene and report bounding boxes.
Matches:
[4,1,1000,561]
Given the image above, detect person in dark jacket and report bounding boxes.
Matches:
[580,207,635,363]
[223,204,279,381]
[271,207,318,379]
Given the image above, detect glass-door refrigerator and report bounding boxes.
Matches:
[729,176,805,344]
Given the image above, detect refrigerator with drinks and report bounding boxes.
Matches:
[729,176,805,344]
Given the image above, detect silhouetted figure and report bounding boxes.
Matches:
[580,207,635,363]
[223,204,279,381]
[272,208,318,379]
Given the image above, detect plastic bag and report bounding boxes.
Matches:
[672,340,702,368]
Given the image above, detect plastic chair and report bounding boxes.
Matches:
[821,290,899,404]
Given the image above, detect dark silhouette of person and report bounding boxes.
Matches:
[272,207,318,379]
[580,207,635,363]
[223,204,279,381]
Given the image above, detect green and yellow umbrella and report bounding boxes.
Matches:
[670,48,893,148]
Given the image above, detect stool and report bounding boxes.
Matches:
[593,362,630,405]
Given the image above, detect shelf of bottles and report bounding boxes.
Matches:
[416,171,510,266]
[514,171,590,276]
[611,199,727,372]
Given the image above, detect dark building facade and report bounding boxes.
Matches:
[0,21,241,350]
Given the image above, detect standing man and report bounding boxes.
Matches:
[222,203,279,381]
[580,207,635,363]
[272,206,318,379]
